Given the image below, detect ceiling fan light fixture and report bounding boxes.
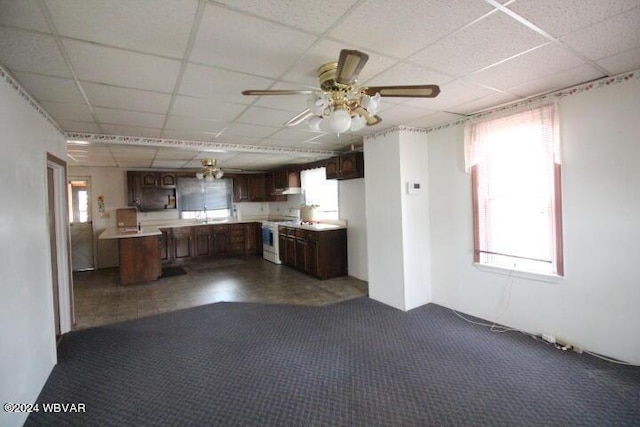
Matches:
[329,108,352,134]
[197,158,224,181]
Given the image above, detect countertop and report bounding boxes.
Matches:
[99,227,162,240]
[278,223,346,231]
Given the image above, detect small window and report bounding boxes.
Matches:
[301,167,339,220]
[465,103,564,276]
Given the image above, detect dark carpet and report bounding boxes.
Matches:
[159,266,186,278]
[27,298,640,426]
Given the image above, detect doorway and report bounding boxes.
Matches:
[47,154,74,334]
[69,177,95,271]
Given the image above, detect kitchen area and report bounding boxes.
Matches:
[71,153,369,328]
[94,152,364,285]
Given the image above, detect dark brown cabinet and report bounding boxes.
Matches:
[278,226,347,279]
[159,228,171,264]
[156,222,263,265]
[228,225,246,256]
[118,235,161,285]
[233,174,267,202]
[173,227,193,260]
[325,152,364,180]
[126,171,177,210]
[265,173,286,202]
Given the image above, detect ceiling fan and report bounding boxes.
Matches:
[242,49,440,134]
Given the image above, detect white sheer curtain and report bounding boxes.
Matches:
[300,167,339,220]
[464,103,560,173]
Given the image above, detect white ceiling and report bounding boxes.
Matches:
[1,0,639,170]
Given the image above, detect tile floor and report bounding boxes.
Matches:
[73,256,369,330]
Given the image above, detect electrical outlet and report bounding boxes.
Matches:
[542,333,556,344]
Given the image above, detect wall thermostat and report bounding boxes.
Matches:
[407,181,421,195]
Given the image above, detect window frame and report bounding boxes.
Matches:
[468,107,564,278]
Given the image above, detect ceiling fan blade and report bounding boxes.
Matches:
[284,108,313,126]
[242,89,315,96]
[335,49,369,85]
[362,84,440,98]
[353,107,382,126]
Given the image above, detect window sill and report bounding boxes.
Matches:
[473,263,563,283]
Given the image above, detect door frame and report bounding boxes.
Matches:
[47,153,74,333]
[68,175,96,271]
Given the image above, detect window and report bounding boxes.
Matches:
[464,103,563,276]
[301,167,339,220]
[177,178,233,220]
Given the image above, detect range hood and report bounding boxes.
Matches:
[272,186,302,195]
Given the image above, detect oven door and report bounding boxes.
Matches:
[262,226,274,249]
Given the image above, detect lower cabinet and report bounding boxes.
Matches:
[119,235,161,285]
[278,226,347,280]
[161,222,261,264]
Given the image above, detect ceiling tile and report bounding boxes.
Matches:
[507,0,640,38]
[154,149,198,160]
[161,129,231,142]
[13,72,84,103]
[40,101,93,121]
[100,124,162,138]
[329,0,493,58]
[410,11,547,77]
[466,43,585,90]
[268,128,323,142]
[374,104,436,126]
[404,79,498,111]
[405,112,467,128]
[57,119,101,133]
[214,0,358,34]
[223,123,279,138]
[507,64,604,97]
[94,107,165,128]
[366,62,455,88]
[170,96,247,121]
[64,39,182,92]
[152,160,190,168]
[46,0,197,58]
[210,135,263,146]
[236,106,302,128]
[164,115,227,133]
[0,27,70,77]
[0,0,50,32]
[83,82,172,114]
[178,63,274,104]
[304,132,361,146]
[281,39,397,86]
[190,4,317,77]
[449,92,520,115]
[596,47,640,75]
[116,160,153,167]
[560,7,640,62]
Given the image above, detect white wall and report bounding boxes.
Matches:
[399,131,432,309]
[339,178,368,281]
[0,72,67,427]
[428,78,640,364]
[365,132,405,309]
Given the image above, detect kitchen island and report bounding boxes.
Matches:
[99,227,162,285]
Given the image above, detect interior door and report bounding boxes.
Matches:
[69,177,95,271]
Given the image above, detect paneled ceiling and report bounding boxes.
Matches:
[1,0,639,170]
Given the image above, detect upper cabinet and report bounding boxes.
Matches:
[127,171,177,211]
[325,152,364,180]
[232,174,267,203]
[141,172,176,188]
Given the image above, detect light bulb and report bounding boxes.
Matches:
[205,174,214,182]
[308,116,322,131]
[214,169,224,179]
[196,172,204,180]
[350,114,366,131]
[329,109,352,134]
